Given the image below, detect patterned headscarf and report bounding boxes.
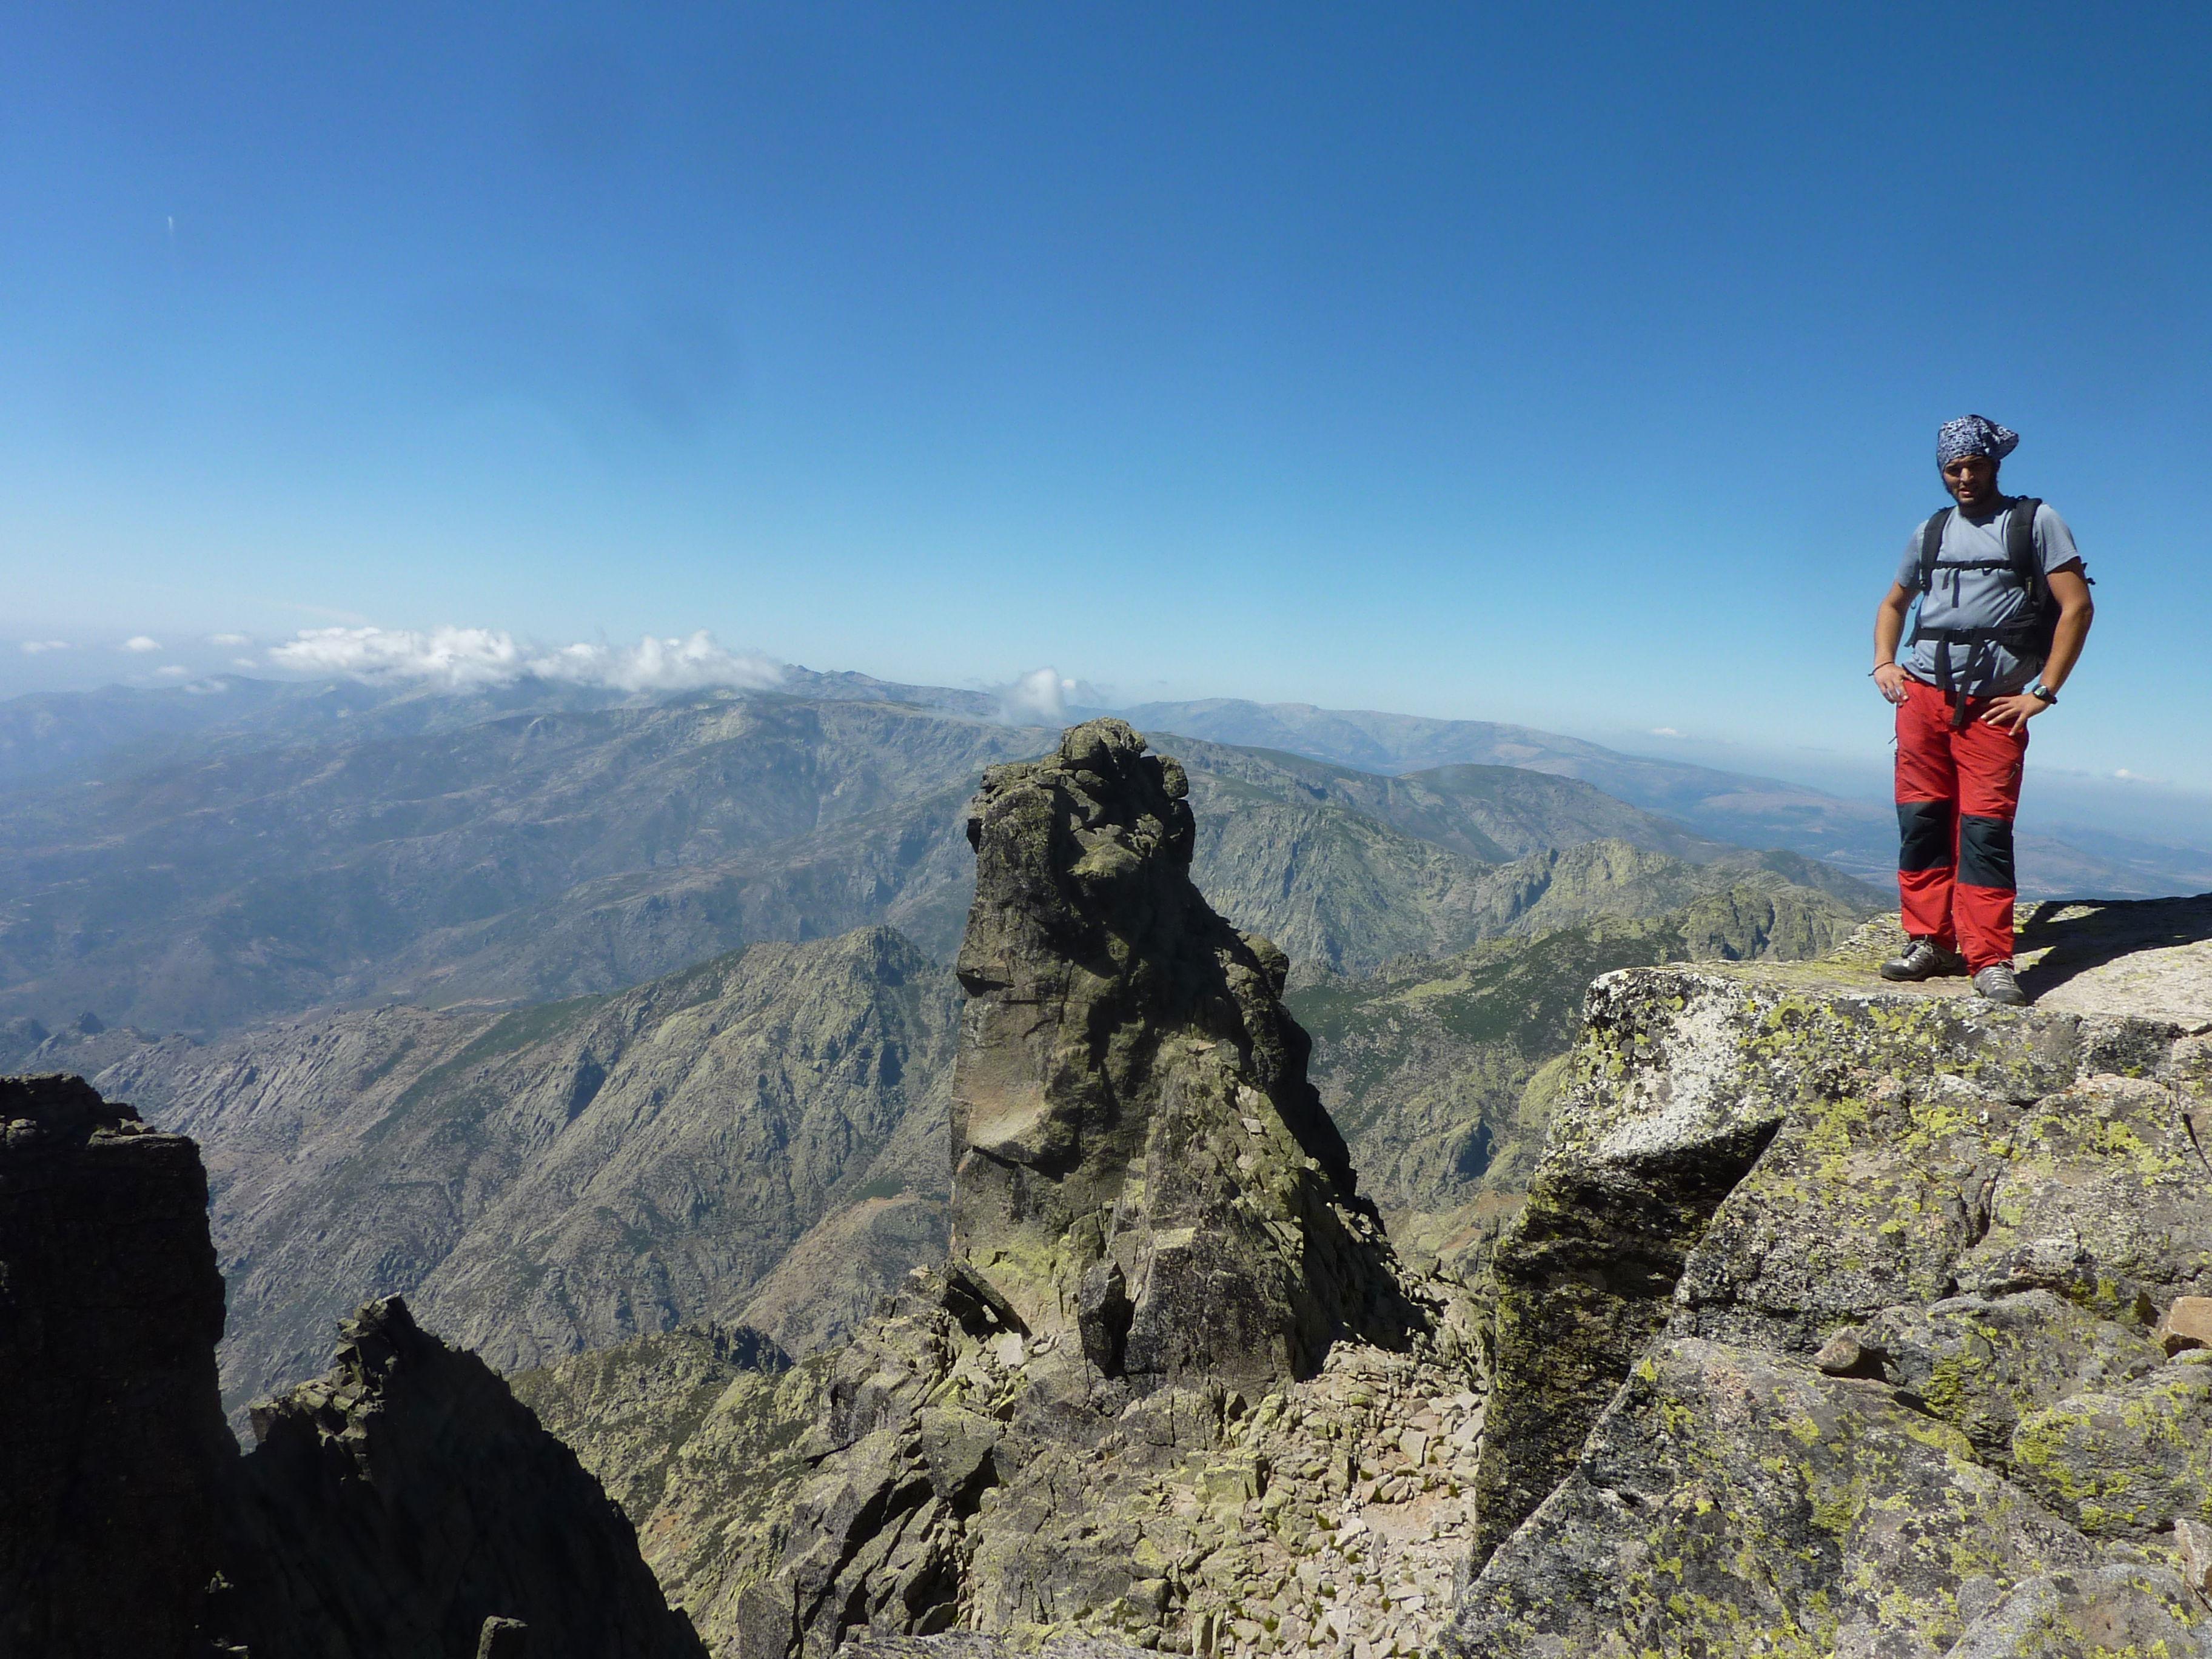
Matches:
[1937,415,2020,468]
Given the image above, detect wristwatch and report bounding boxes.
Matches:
[2028,683,2058,704]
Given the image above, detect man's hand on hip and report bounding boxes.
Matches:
[1873,663,1911,706]
[1979,692,2050,733]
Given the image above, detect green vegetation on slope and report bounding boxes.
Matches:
[1193,813,1878,979]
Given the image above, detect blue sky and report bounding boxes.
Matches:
[4,2,2209,813]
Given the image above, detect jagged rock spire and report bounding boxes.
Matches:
[950,719,1402,1389]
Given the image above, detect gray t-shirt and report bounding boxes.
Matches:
[1892,497,2083,695]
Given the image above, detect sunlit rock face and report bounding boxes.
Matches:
[950,717,1402,1390]
[1455,905,2212,1659]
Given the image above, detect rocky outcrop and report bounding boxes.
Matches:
[0,1073,233,1659]
[0,1068,702,1659]
[741,1258,1487,1659]
[951,719,1406,1390]
[737,723,1491,1659]
[210,1295,705,1658]
[1464,967,1797,1565]
[1286,883,1869,1275]
[1453,900,2212,1657]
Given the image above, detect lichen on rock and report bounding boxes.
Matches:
[1454,909,2212,1658]
[1458,1335,2102,1658]
[1850,1290,2167,1469]
[2010,1350,2212,1540]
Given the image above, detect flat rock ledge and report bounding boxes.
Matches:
[1455,894,2212,1658]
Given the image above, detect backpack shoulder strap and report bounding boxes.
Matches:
[2005,497,2045,591]
[1917,508,1952,593]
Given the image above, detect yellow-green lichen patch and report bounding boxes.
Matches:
[2011,1358,2212,1538]
[1457,1338,2097,1659]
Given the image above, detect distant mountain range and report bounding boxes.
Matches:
[0,673,1887,1035]
[1,676,2192,1014]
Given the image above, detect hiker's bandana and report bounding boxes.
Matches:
[1937,415,2020,468]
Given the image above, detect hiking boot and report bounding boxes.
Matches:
[1880,939,1967,981]
[1973,964,2028,1006]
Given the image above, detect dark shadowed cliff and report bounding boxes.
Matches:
[0,1071,703,1659]
[0,1073,231,1659]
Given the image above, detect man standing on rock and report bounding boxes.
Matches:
[1871,415,2094,1004]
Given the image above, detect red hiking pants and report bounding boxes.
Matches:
[1894,675,2028,970]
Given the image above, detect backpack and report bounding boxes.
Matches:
[1909,495,2053,720]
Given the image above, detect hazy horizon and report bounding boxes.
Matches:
[9,649,2212,871]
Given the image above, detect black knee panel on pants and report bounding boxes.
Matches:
[1959,814,2016,891]
[1897,800,1954,872]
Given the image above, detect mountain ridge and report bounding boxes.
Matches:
[0,690,1875,1035]
[89,927,957,1418]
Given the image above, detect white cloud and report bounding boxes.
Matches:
[531,632,785,693]
[997,667,1073,726]
[266,625,785,694]
[18,640,71,654]
[153,665,190,677]
[270,625,525,687]
[232,657,259,669]
[1650,727,1683,738]
[207,632,252,646]
[122,635,162,652]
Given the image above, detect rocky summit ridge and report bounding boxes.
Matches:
[8,700,2211,1658]
[521,729,2211,1659]
[950,718,1407,1390]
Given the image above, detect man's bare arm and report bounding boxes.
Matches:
[2036,563,2093,691]
[1979,561,2093,732]
[1872,582,1914,706]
